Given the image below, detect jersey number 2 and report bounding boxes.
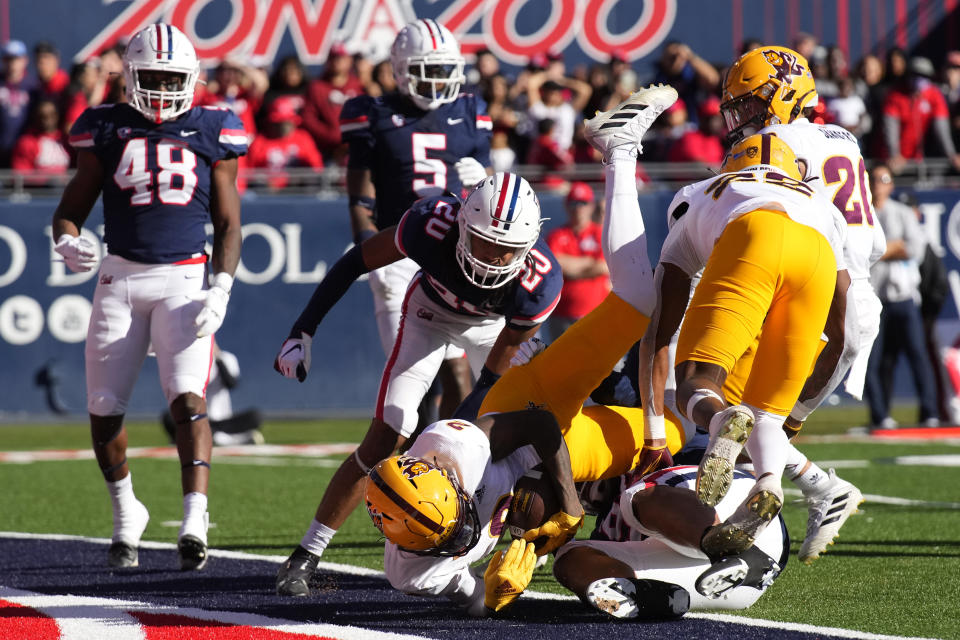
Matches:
[114,138,198,206]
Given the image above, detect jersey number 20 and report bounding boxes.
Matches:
[114,138,198,206]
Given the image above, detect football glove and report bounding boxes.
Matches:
[455,157,487,189]
[632,442,674,480]
[509,336,548,368]
[522,510,583,556]
[275,332,312,382]
[53,234,97,272]
[191,273,232,338]
[483,539,537,612]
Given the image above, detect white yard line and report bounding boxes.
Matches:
[0,531,940,640]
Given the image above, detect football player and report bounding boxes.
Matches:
[639,134,846,557]
[721,46,877,562]
[478,85,690,483]
[342,20,493,415]
[554,465,787,618]
[51,24,246,570]
[272,172,562,596]
[364,409,584,616]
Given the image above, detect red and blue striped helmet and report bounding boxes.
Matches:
[390,20,465,111]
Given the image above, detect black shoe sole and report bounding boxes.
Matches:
[178,534,208,571]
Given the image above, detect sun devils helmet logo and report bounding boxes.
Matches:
[401,460,431,479]
[762,49,806,84]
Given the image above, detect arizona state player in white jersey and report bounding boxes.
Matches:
[720,46,877,562]
[639,133,846,558]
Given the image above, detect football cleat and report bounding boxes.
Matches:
[276,545,320,596]
[694,556,748,599]
[584,84,678,160]
[701,476,783,559]
[697,405,755,506]
[798,469,864,564]
[177,534,208,571]
[107,541,139,569]
[585,577,690,620]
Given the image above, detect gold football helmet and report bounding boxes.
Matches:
[721,133,803,181]
[721,46,818,142]
[365,455,480,557]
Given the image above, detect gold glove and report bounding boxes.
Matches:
[483,539,537,612]
[522,510,583,556]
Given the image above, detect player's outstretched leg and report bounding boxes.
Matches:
[696,405,754,506]
[798,468,865,563]
[585,577,690,620]
[700,473,783,558]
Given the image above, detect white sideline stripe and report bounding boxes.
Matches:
[783,488,960,509]
[0,586,429,640]
[0,443,357,464]
[798,434,960,446]
[0,531,936,640]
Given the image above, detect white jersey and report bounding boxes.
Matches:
[661,167,847,277]
[382,419,539,607]
[761,120,886,280]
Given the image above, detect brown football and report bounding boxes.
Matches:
[506,467,561,550]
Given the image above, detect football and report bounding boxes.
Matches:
[506,466,561,550]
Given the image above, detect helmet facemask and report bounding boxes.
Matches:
[400,477,481,558]
[403,55,464,111]
[456,226,532,289]
[720,83,777,144]
[127,68,197,122]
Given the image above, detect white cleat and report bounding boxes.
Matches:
[109,499,150,569]
[697,405,755,506]
[584,83,678,160]
[798,469,864,564]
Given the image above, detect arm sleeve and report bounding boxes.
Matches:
[289,244,369,337]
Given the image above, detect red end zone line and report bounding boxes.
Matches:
[0,443,357,464]
[870,427,960,440]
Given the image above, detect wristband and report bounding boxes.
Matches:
[349,195,376,211]
[644,412,666,441]
[477,365,501,388]
[211,271,234,293]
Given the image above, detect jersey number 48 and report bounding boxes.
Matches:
[114,138,199,206]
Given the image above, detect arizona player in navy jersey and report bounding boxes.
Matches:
[51,23,245,572]
[273,172,561,596]
[341,20,494,420]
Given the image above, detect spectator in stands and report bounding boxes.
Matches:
[199,56,268,138]
[489,127,516,173]
[855,53,886,154]
[526,117,573,190]
[259,56,308,128]
[368,59,396,96]
[61,60,111,134]
[653,41,719,125]
[882,56,960,173]
[582,62,612,119]
[545,181,609,340]
[11,97,69,179]
[882,47,909,96]
[246,96,323,191]
[667,95,724,166]
[828,76,870,141]
[792,33,818,63]
[0,40,33,167]
[941,51,960,152]
[864,165,940,429]
[302,43,364,163]
[526,73,591,153]
[30,41,69,105]
[643,97,689,162]
[466,48,500,93]
[740,38,763,56]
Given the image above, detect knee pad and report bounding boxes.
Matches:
[88,389,123,416]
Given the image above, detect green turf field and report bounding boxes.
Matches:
[2,406,959,639]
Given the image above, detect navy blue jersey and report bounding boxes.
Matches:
[69,103,247,264]
[341,92,492,229]
[395,195,561,329]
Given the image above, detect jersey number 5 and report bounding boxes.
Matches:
[114,138,198,206]
[412,133,447,197]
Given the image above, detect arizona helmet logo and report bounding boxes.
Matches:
[762,49,806,84]
[401,460,432,479]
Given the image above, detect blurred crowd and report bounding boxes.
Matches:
[3,32,960,191]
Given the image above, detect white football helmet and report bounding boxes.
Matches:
[123,23,200,122]
[390,19,465,111]
[456,172,542,289]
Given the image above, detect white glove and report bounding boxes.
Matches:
[275,332,312,382]
[53,235,97,272]
[510,336,548,367]
[191,272,232,338]
[455,157,487,189]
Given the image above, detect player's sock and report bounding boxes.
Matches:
[179,492,209,543]
[300,519,337,557]
[785,447,830,495]
[107,473,149,544]
[602,154,655,316]
[742,406,789,480]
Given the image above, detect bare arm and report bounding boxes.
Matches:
[52,150,104,240]
[479,409,582,518]
[346,167,378,241]
[638,263,691,441]
[561,77,593,114]
[209,157,243,276]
